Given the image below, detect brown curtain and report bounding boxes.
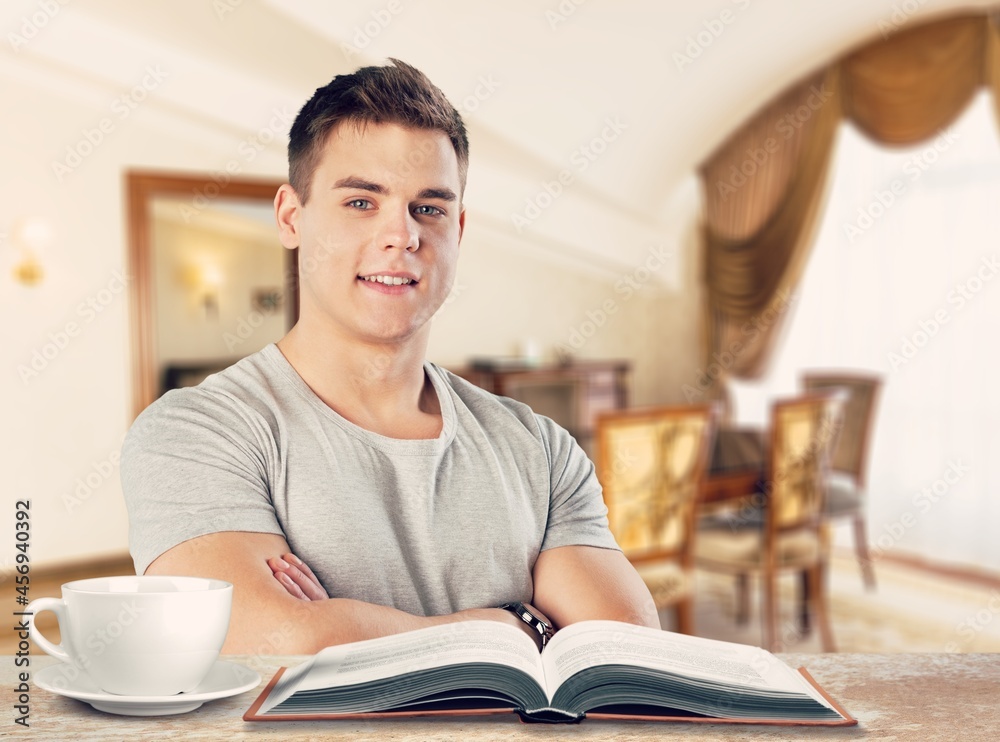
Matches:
[841,15,984,144]
[698,12,999,397]
[700,67,841,389]
[989,12,1000,123]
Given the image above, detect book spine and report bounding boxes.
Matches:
[516,707,585,724]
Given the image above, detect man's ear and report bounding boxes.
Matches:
[457,208,466,246]
[274,184,301,250]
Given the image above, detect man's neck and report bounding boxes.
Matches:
[276,324,442,440]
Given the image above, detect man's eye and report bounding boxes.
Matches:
[414,205,443,217]
[347,199,372,210]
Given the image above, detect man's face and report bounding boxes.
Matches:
[282,122,464,347]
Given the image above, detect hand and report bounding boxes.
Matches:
[460,603,553,651]
[267,552,329,601]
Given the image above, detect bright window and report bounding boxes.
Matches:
[728,91,1000,570]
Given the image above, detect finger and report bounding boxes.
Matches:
[283,564,327,601]
[267,558,311,600]
[283,553,328,600]
[275,571,307,600]
[287,553,320,582]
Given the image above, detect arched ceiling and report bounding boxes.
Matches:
[7,0,998,280]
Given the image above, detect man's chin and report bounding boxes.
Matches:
[357,324,427,348]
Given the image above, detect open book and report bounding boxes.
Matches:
[245,620,854,725]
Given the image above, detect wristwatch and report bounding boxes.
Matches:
[499,602,554,648]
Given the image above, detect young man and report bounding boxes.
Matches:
[121,60,657,654]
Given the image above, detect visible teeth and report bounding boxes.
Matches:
[364,275,412,285]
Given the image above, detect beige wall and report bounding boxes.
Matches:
[2,66,703,568]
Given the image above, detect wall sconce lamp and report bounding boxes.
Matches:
[179,262,223,319]
[9,218,51,287]
[200,264,223,318]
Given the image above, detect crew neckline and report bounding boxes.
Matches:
[259,343,457,455]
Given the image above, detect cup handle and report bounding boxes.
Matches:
[26,597,71,663]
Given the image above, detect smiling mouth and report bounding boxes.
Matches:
[359,275,417,286]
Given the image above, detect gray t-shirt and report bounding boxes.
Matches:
[121,344,619,616]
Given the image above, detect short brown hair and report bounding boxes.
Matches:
[288,59,469,203]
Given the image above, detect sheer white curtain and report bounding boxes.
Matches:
[728,91,1000,571]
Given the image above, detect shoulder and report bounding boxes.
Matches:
[124,347,286,454]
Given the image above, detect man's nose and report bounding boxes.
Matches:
[378,207,419,252]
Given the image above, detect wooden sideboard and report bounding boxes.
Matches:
[452,360,631,455]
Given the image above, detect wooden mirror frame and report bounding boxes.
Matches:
[125,170,297,420]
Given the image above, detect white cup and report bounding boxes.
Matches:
[27,575,232,696]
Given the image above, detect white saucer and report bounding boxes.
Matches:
[34,660,261,716]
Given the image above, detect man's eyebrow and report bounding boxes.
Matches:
[332,178,457,203]
[418,187,457,202]
[332,177,386,194]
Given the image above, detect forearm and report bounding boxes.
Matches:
[145,532,520,655]
[225,595,508,655]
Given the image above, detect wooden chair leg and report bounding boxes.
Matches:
[763,573,777,652]
[736,574,749,624]
[674,598,694,635]
[798,569,811,635]
[853,514,877,591]
[812,562,836,653]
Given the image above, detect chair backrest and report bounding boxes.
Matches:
[595,405,715,564]
[802,372,881,486]
[766,392,844,534]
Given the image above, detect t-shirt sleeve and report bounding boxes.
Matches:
[535,414,621,553]
[120,389,285,575]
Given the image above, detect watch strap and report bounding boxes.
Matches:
[498,602,553,647]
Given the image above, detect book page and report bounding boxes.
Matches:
[541,621,836,710]
[261,620,546,713]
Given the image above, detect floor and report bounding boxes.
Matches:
[682,547,1000,653]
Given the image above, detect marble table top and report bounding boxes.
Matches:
[10,653,998,740]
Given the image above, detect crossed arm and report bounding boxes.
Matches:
[145,532,659,654]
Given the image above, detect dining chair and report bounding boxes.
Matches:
[802,372,882,590]
[595,404,716,634]
[694,392,843,652]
